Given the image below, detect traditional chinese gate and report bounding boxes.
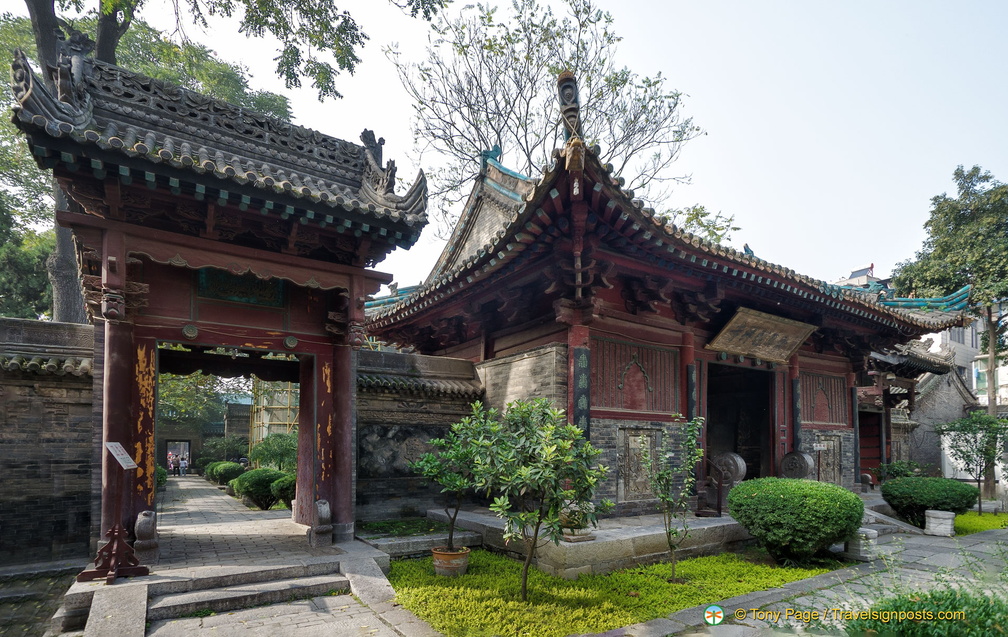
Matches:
[11,46,426,545]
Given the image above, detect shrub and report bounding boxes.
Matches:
[203,461,224,481]
[871,460,929,482]
[249,432,297,472]
[845,589,1008,636]
[207,461,245,486]
[880,477,978,528]
[231,468,286,510]
[190,455,211,476]
[155,465,168,489]
[727,477,863,564]
[270,473,297,509]
[954,511,1008,536]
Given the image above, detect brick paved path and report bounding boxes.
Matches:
[155,475,345,570]
[145,476,437,636]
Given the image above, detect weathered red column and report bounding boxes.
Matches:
[99,229,135,535]
[294,354,318,526]
[130,335,158,519]
[331,342,355,542]
[789,354,801,452]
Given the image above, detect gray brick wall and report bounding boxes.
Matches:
[0,319,96,565]
[476,343,567,412]
[908,373,976,474]
[356,350,483,521]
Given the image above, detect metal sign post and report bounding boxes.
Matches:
[812,442,827,482]
[77,443,150,584]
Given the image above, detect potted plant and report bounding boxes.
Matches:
[410,404,492,576]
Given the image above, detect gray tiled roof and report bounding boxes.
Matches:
[10,48,427,261]
[369,140,969,335]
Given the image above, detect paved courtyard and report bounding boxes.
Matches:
[7,476,1008,636]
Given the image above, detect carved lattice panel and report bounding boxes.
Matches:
[592,337,678,413]
[617,428,660,502]
[800,373,849,426]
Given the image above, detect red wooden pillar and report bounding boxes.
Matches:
[99,229,135,535]
[789,354,801,452]
[295,350,332,526]
[331,344,355,542]
[130,335,158,519]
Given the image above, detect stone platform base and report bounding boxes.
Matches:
[427,508,752,579]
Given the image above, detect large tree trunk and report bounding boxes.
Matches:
[984,305,998,499]
[25,0,88,323]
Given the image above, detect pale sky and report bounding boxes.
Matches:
[19,1,1008,290]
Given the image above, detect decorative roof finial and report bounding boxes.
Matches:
[557,71,582,140]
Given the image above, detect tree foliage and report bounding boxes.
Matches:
[935,412,1008,514]
[389,0,708,236]
[471,398,611,602]
[249,431,298,472]
[197,435,250,463]
[892,166,1008,431]
[157,372,250,432]
[641,416,704,581]
[410,404,483,551]
[0,201,54,318]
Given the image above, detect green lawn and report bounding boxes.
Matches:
[356,517,450,537]
[388,549,838,637]
[955,511,1008,535]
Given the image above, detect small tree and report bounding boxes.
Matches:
[473,398,611,602]
[935,412,1008,514]
[641,416,704,582]
[410,403,492,552]
[249,432,298,472]
[892,166,1008,496]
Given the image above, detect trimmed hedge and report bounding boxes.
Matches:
[271,473,297,509]
[207,461,245,486]
[231,468,286,510]
[880,477,978,528]
[727,477,863,564]
[155,466,168,489]
[845,589,1008,636]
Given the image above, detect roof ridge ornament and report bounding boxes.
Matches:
[480,145,502,173]
[557,71,582,141]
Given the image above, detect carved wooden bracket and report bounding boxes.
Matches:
[620,275,673,315]
[430,316,464,347]
[554,297,599,326]
[496,286,535,324]
[82,274,149,321]
[672,281,723,324]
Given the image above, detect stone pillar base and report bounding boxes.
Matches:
[924,510,955,537]
[842,527,879,562]
[332,522,354,543]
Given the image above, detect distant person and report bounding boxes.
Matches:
[179,457,188,476]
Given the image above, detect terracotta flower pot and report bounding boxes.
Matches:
[431,545,470,577]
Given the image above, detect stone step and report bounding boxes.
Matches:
[864,522,900,536]
[360,530,482,558]
[146,574,350,621]
[163,560,345,595]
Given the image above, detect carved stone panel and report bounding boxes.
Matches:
[617,428,660,502]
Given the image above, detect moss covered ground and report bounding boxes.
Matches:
[955,511,1008,535]
[388,549,838,637]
